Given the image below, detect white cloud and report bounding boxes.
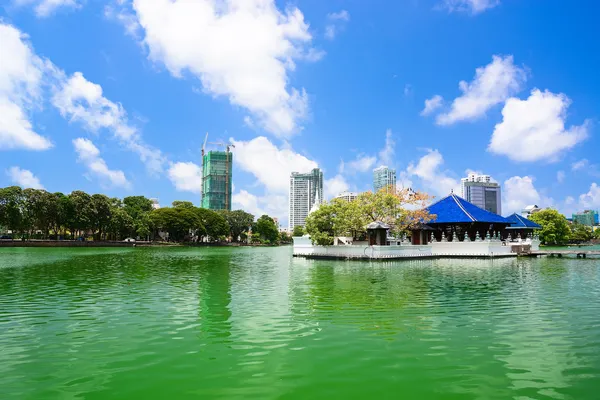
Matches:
[572,159,589,171]
[502,176,554,215]
[324,175,349,200]
[441,0,500,14]
[488,89,589,162]
[231,136,317,194]
[325,10,350,40]
[556,170,565,184]
[6,166,44,189]
[378,129,396,166]
[127,0,318,138]
[53,72,164,173]
[435,55,526,125]
[578,183,600,209]
[420,95,443,116]
[13,0,81,17]
[406,149,459,196]
[167,162,203,194]
[232,190,288,220]
[0,24,52,151]
[345,155,376,173]
[73,138,130,188]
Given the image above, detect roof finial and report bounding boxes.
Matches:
[451,189,453,194]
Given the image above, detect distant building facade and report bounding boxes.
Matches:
[460,173,501,215]
[373,166,396,193]
[521,205,541,218]
[201,151,233,210]
[335,191,358,202]
[572,210,599,227]
[289,168,323,231]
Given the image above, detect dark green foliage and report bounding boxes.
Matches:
[253,215,279,243]
[219,210,254,242]
[529,209,571,245]
[292,225,305,237]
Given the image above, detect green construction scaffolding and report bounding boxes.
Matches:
[201,151,233,210]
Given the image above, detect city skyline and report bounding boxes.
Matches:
[1,1,599,227]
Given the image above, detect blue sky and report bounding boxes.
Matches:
[1,0,599,224]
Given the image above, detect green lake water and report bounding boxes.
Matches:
[1,246,600,399]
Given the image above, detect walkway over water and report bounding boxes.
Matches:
[530,250,600,258]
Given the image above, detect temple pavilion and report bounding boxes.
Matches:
[415,193,512,243]
[504,213,541,240]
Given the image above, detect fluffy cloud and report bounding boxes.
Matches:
[325,10,350,40]
[73,138,131,188]
[0,24,52,151]
[232,190,287,219]
[6,166,45,189]
[231,136,317,193]
[13,0,80,17]
[343,155,376,174]
[127,0,319,137]
[502,176,554,215]
[324,174,350,200]
[167,162,203,194]
[53,72,164,173]
[441,0,500,14]
[578,183,600,209]
[378,129,396,166]
[488,89,589,162]
[406,149,459,196]
[435,55,526,125]
[420,95,443,116]
[572,159,589,171]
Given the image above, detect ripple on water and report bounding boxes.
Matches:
[0,247,600,399]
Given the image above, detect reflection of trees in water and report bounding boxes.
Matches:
[300,260,436,336]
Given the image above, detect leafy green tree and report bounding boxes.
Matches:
[530,209,570,245]
[569,222,593,243]
[253,215,279,243]
[134,212,152,240]
[91,194,112,240]
[292,225,305,237]
[56,193,75,238]
[195,208,229,241]
[279,231,292,243]
[123,196,153,219]
[593,228,600,240]
[23,189,54,237]
[0,186,25,236]
[150,207,201,242]
[219,210,254,241]
[70,191,95,237]
[305,202,337,245]
[172,201,195,209]
[109,208,134,240]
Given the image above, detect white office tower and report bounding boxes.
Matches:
[373,166,397,193]
[335,191,359,202]
[460,173,502,215]
[289,168,324,231]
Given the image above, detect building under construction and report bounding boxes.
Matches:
[201,133,233,211]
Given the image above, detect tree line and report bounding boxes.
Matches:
[0,186,288,244]
[529,208,600,245]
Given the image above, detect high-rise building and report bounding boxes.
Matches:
[373,166,396,193]
[572,210,599,227]
[289,168,323,231]
[460,173,502,215]
[335,191,358,202]
[201,151,233,210]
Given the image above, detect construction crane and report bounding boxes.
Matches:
[206,139,235,211]
[201,132,209,157]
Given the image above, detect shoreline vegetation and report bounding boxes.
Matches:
[0,186,290,246]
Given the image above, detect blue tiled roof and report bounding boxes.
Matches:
[425,194,511,224]
[505,213,542,229]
